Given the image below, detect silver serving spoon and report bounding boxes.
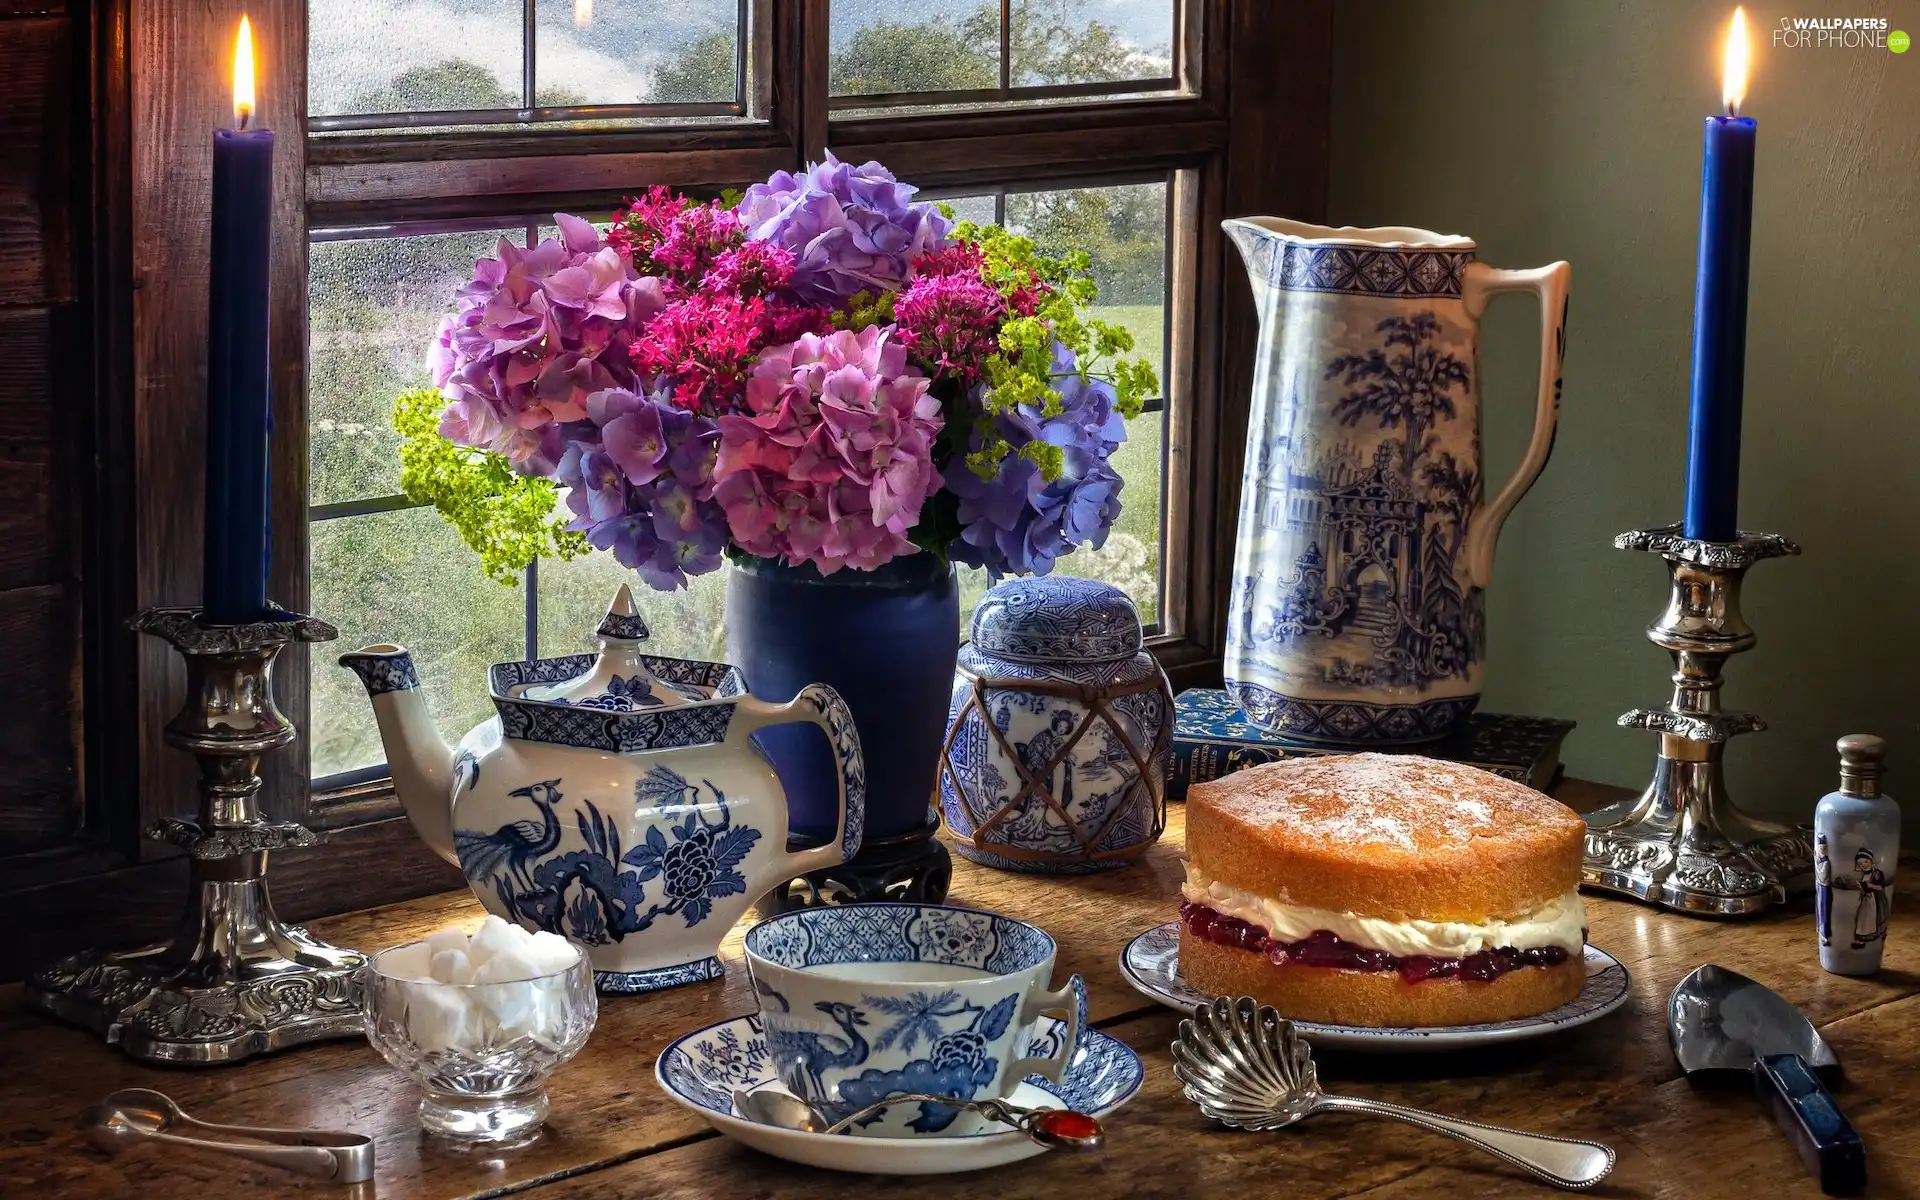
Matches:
[732,1088,1104,1150]
[81,1088,374,1184]
[1172,997,1615,1191]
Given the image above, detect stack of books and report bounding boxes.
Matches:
[1167,688,1574,800]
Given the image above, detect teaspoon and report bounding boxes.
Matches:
[1172,997,1614,1190]
[732,1088,1103,1150]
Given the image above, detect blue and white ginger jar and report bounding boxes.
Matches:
[940,577,1172,873]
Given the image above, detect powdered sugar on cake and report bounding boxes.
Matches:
[1193,753,1578,853]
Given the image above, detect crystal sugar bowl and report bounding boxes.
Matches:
[363,922,598,1146]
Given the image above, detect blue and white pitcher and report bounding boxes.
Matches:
[1222,219,1570,744]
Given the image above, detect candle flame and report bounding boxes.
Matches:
[233,15,256,129]
[1722,7,1750,116]
[574,0,593,26]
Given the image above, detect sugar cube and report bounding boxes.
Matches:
[466,915,522,970]
[380,941,433,982]
[424,927,471,958]
[472,948,541,986]
[429,948,472,985]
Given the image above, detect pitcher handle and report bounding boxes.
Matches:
[730,684,866,880]
[1459,260,1572,590]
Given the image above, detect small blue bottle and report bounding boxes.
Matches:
[1814,735,1899,976]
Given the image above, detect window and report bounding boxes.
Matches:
[294,0,1325,801]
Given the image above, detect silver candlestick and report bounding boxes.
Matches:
[25,608,367,1064]
[1582,525,1812,916]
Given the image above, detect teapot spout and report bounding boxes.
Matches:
[338,646,457,866]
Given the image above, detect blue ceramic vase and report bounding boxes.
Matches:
[726,552,960,850]
[941,577,1172,874]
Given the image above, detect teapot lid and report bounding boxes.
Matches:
[517,585,709,711]
[968,576,1143,664]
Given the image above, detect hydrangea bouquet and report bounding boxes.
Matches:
[398,156,1157,591]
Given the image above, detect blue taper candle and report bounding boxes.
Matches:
[203,18,274,624]
[1683,10,1757,542]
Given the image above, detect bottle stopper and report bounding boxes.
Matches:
[1837,734,1886,796]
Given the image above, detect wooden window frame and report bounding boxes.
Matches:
[13,0,1329,966]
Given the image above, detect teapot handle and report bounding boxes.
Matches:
[730,684,866,881]
[1459,260,1572,590]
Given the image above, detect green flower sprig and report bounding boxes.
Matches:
[392,389,586,584]
[947,217,1159,482]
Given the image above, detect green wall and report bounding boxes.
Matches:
[1325,1,1919,820]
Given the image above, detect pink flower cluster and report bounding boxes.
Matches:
[431,213,662,472]
[713,327,944,573]
[893,270,1006,384]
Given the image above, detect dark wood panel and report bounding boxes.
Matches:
[0,582,79,857]
[0,308,71,591]
[262,6,310,820]
[305,147,796,221]
[0,306,57,442]
[1205,0,1333,660]
[131,2,310,836]
[11,817,464,980]
[831,116,1227,189]
[0,16,74,306]
[305,122,791,167]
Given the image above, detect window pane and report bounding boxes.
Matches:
[949,179,1168,627]
[1010,0,1174,86]
[311,506,528,779]
[938,194,997,227]
[538,0,739,106]
[538,554,731,664]
[310,228,524,507]
[829,0,1173,99]
[310,1,527,117]
[829,1,996,96]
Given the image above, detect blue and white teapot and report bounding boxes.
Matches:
[341,586,865,994]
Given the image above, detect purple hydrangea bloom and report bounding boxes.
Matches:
[554,387,729,590]
[945,344,1128,578]
[431,214,667,475]
[733,154,950,304]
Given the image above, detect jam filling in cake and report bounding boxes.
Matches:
[1182,901,1571,984]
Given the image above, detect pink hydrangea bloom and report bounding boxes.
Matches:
[712,326,944,573]
[431,213,664,471]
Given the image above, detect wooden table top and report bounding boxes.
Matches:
[3,780,1914,1199]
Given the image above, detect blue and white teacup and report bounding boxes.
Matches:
[742,903,1086,1138]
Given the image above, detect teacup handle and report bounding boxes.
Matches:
[1007,973,1087,1084]
[730,684,867,879]
[1459,259,1572,590]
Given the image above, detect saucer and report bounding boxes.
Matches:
[1120,921,1630,1053]
[656,1013,1142,1174]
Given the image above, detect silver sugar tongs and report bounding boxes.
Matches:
[83,1087,374,1184]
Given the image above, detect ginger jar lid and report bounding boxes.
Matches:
[516,584,710,711]
[967,576,1143,665]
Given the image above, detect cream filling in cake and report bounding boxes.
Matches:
[1181,864,1587,957]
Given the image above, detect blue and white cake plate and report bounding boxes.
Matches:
[656,1014,1143,1174]
[1120,921,1630,1054]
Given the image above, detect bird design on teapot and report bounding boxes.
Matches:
[340,586,867,994]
